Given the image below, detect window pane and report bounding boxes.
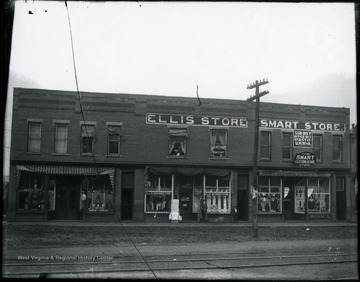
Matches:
[82,138,93,153]
[169,135,186,156]
[108,141,119,154]
[28,123,41,152]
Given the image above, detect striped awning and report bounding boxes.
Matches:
[16,164,115,188]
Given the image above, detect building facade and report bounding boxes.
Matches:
[7,87,356,222]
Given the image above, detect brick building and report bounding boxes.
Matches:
[7,87,357,222]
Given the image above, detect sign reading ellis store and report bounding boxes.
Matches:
[146,114,248,127]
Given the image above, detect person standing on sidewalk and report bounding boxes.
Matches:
[200,198,208,222]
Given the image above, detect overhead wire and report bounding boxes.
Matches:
[64,1,157,279]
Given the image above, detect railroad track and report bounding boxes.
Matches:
[2,251,358,279]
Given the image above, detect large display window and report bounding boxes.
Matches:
[81,175,114,212]
[258,177,282,213]
[294,177,330,214]
[145,174,173,213]
[204,175,231,214]
[307,177,330,213]
[17,172,45,211]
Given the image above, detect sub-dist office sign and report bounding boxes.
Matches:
[146,114,248,127]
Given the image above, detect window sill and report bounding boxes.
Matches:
[105,154,122,158]
[259,158,272,162]
[331,160,344,164]
[16,210,45,213]
[258,211,282,214]
[167,156,186,159]
[79,154,94,157]
[52,153,69,156]
[145,211,170,214]
[209,157,229,160]
[25,152,41,155]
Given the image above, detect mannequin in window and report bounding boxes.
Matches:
[95,195,102,211]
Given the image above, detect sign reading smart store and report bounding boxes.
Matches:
[260,119,345,131]
[146,114,248,127]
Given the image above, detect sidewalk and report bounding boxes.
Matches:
[3,219,357,227]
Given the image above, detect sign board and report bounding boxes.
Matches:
[294,152,316,167]
[308,214,331,220]
[293,130,313,147]
[260,119,345,131]
[146,113,248,127]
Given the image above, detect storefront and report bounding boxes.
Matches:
[15,164,115,221]
[144,167,235,222]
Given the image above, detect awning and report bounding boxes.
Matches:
[16,164,115,188]
[258,170,332,177]
[148,166,231,177]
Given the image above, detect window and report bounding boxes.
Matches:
[80,175,114,212]
[168,128,187,157]
[332,135,342,161]
[204,175,231,214]
[17,172,44,211]
[282,133,292,160]
[260,131,271,159]
[307,177,330,213]
[313,135,323,161]
[27,122,41,153]
[107,126,121,155]
[258,177,281,213]
[210,130,228,158]
[81,124,95,154]
[145,174,173,213]
[54,124,68,154]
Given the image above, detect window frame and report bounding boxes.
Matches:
[80,123,96,155]
[312,134,323,161]
[107,125,121,156]
[260,131,272,160]
[168,128,187,158]
[204,175,231,214]
[282,132,293,160]
[332,135,343,162]
[54,123,69,155]
[27,122,42,153]
[257,176,282,213]
[210,129,228,158]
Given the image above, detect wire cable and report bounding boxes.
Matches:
[64,1,157,279]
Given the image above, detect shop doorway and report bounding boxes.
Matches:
[179,189,193,220]
[55,176,80,220]
[237,175,249,221]
[282,178,294,220]
[121,172,134,220]
[336,177,346,220]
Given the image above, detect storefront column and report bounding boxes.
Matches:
[114,168,122,221]
[44,174,49,220]
[248,171,254,222]
[346,173,351,221]
[6,164,17,221]
[330,173,336,221]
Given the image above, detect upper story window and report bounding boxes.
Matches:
[313,134,323,161]
[54,124,68,155]
[107,125,121,156]
[260,131,271,160]
[210,129,228,158]
[27,122,41,153]
[81,124,95,154]
[332,135,342,161]
[282,132,292,160]
[168,128,187,157]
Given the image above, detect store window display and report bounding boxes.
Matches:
[258,177,281,213]
[145,174,173,213]
[204,175,231,214]
[17,172,45,211]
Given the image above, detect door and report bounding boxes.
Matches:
[55,176,80,220]
[237,175,249,221]
[179,189,193,220]
[282,177,294,220]
[336,177,346,220]
[121,172,134,220]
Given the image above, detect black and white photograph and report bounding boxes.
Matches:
[2,0,358,280]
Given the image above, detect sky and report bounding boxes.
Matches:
[3,1,357,177]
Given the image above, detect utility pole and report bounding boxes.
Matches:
[247,79,269,237]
